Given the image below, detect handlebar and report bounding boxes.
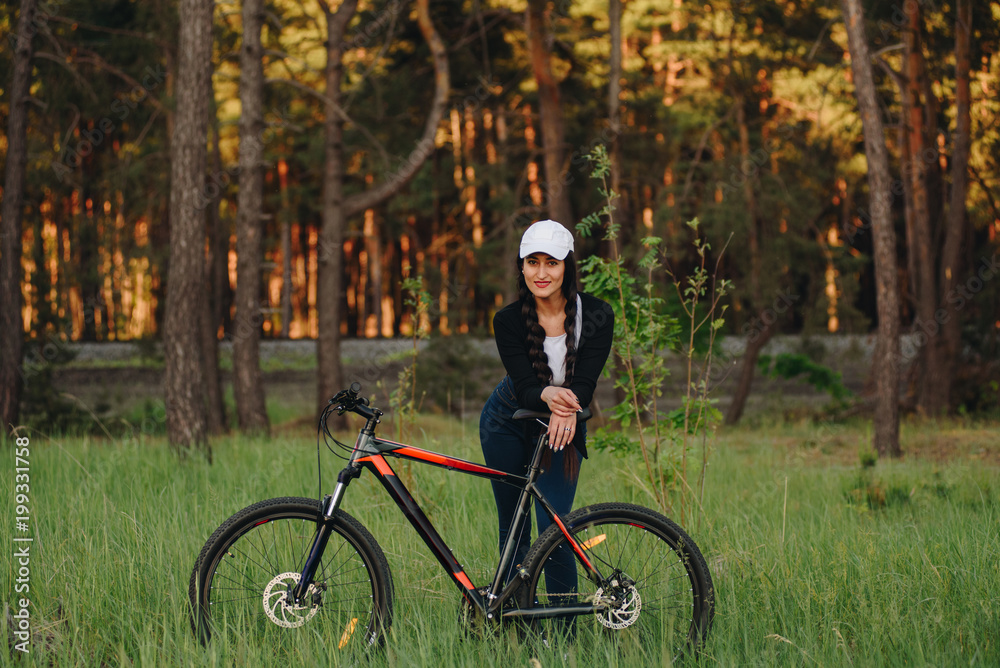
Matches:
[327,382,379,420]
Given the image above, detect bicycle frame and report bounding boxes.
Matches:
[292,405,606,622]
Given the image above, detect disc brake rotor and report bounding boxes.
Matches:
[595,577,642,630]
[262,572,320,628]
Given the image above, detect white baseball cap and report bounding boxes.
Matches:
[519,219,575,260]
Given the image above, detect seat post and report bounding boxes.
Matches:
[525,426,550,482]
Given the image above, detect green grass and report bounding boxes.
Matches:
[2,416,998,666]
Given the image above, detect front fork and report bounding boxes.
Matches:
[290,466,359,604]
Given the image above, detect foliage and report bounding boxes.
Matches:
[577,145,730,520]
[4,0,999,420]
[756,352,854,403]
[16,340,90,435]
[385,277,433,442]
[414,336,504,418]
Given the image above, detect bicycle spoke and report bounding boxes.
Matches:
[519,504,713,658]
[191,499,392,648]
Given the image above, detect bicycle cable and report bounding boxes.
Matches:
[316,401,356,502]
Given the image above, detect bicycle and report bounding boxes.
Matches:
[189,383,714,658]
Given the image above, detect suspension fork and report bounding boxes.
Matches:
[291,465,360,603]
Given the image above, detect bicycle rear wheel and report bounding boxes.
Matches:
[189,497,393,652]
[518,503,713,658]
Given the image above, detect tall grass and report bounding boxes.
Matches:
[3,416,997,666]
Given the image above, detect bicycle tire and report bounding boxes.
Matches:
[189,497,393,651]
[517,502,713,657]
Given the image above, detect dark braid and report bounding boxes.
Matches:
[518,273,553,386]
[561,258,579,387]
[516,251,580,386]
[517,251,582,481]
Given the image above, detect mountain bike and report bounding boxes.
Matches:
[189,383,714,657]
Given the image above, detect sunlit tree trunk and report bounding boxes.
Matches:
[527,0,572,225]
[233,0,270,434]
[164,0,213,455]
[0,0,38,434]
[279,161,293,337]
[841,0,901,457]
[364,212,383,336]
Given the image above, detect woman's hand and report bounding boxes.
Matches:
[541,386,580,451]
[540,386,582,417]
[547,412,576,451]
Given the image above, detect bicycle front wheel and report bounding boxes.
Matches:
[189,497,393,652]
[518,503,713,657]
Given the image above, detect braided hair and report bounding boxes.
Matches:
[517,251,581,479]
[517,251,579,386]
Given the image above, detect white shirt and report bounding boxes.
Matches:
[543,294,583,386]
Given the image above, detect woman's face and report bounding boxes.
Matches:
[522,253,565,301]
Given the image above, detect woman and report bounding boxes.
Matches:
[480,219,614,594]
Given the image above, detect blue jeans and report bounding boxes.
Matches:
[480,376,583,595]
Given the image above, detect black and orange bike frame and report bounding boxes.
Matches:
[291,398,604,622]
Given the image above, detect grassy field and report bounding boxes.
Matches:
[3,414,998,667]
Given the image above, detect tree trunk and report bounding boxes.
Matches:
[526,0,572,225]
[233,0,270,435]
[201,118,228,435]
[936,0,972,413]
[279,160,293,337]
[209,125,232,337]
[725,323,774,425]
[903,2,944,415]
[317,0,358,416]
[364,213,383,336]
[0,0,38,434]
[317,0,450,414]
[342,0,450,219]
[164,0,213,455]
[841,0,902,457]
[200,275,227,435]
[898,91,918,316]
[724,95,769,425]
[79,206,101,341]
[496,106,519,306]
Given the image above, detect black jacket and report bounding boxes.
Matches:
[492,292,614,414]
